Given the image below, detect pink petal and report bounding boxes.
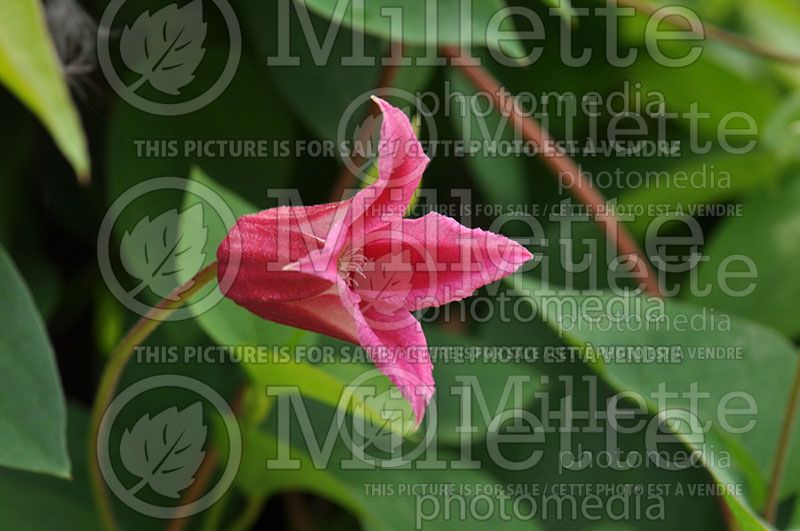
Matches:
[231,278,362,345]
[288,97,430,280]
[349,97,429,231]
[217,201,352,303]
[361,212,532,311]
[354,306,434,425]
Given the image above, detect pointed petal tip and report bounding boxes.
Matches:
[370,94,387,107]
[513,243,534,265]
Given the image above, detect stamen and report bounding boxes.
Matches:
[338,246,367,287]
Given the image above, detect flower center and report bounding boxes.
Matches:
[338,246,367,287]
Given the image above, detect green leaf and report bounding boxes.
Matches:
[538,0,577,23]
[0,244,70,478]
[763,94,800,164]
[238,425,542,531]
[0,0,89,181]
[618,150,778,237]
[425,327,539,445]
[297,0,524,57]
[511,278,798,527]
[631,53,777,138]
[237,2,436,142]
[740,0,800,89]
[684,175,800,337]
[0,405,101,530]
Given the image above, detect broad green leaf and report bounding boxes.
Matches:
[297,0,524,57]
[425,327,539,445]
[478,311,745,530]
[685,175,800,337]
[631,53,777,138]
[0,0,89,181]
[238,425,541,531]
[178,168,412,435]
[0,244,70,478]
[618,150,778,237]
[511,278,797,527]
[0,405,100,529]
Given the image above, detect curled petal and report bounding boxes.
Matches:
[349,97,429,231]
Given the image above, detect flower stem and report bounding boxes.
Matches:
[88,262,219,531]
[441,47,660,296]
[764,354,800,523]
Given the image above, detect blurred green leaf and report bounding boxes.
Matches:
[237,2,436,142]
[740,0,800,89]
[479,311,736,531]
[538,0,577,23]
[107,50,295,301]
[448,68,529,205]
[0,244,69,478]
[425,327,539,445]
[297,0,524,57]
[685,175,800,337]
[511,277,798,525]
[763,94,800,163]
[0,405,101,530]
[631,53,777,137]
[238,424,542,531]
[107,48,294,246]
[0,0,89,181]
[618,150,778,237]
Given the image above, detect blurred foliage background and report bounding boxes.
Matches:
[1,0,800,530]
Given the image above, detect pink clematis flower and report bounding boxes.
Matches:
[217,97,532,423]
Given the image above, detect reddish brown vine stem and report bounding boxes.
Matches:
[89,262,220,531]
[441,46,661,296]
